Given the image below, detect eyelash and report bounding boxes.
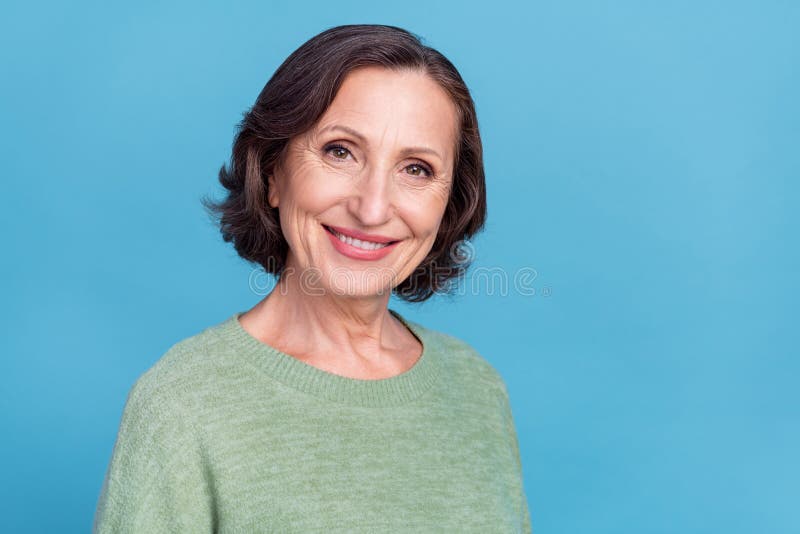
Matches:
[323,143,434,179]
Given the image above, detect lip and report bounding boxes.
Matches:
[323,224,400,261]
[324,225,398,244]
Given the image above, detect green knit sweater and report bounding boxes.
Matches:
[93,309,531,533]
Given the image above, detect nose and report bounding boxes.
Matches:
[348,164,394,227]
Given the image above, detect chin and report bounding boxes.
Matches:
[319,267,397,298]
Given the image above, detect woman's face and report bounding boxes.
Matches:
[268,66,458,298]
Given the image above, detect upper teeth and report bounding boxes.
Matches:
[329,228,390,250]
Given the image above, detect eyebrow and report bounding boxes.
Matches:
[317,124,444,162]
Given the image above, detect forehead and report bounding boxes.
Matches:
[312,66,459,159]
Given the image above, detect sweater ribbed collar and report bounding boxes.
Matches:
[215,308,441,408]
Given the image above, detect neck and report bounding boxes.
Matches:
[241,266,411,371]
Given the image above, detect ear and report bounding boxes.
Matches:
[266,174,279,208]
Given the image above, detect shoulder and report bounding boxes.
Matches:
[408,317,510,399]
[124,315,236,419]
[96,322,228,533]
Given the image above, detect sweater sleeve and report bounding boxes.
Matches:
[499,382,533,534]
[93,378,216,533]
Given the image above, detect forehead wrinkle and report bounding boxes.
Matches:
[372,110,437,165]
[379,119,395,157]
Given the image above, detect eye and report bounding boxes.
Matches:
[405,162,433,178]
[324,144,352,160]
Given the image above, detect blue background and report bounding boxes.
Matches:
[2,1,797,532]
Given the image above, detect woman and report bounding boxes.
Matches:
[94,24,531,533]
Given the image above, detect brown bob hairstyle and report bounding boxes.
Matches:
[202,24,486,303]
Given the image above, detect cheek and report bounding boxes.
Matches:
[282,159,349,214]
[401,187,450,238]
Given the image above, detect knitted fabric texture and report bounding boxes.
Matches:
[93,309,531,533]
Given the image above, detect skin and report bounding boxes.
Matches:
[238,65,459,379]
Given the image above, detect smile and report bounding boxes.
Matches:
[323,225,401,260]
[328,228,389,250]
